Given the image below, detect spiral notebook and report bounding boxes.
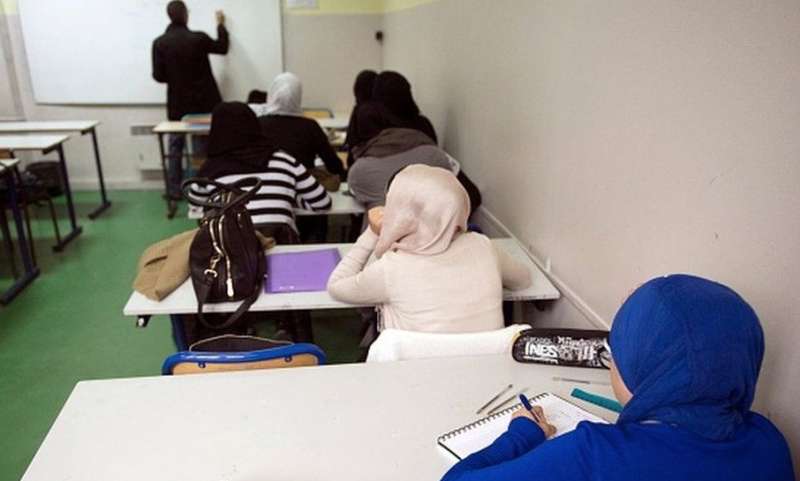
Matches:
[437,392,608,460]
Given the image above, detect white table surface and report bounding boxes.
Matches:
[123,238,560,317]
[152,121,210,135]
[317,116,349,130]
[0,158,20,171]
[0,134,71,151]
[19,354,615,481]
[0,120,99,133]
[187,183,364,220]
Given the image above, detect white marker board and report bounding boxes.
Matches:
[18,0,283,105]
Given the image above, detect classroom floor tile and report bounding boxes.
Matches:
[0,190,364,481]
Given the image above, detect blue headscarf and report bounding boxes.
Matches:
[609,274,764,441]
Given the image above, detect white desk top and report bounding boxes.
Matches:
[152,121,209,135]
[0,120,99,133]
[317,116,349,130]
[187,183,364,220]
[0,158,20,174]
[123,238,560,317]
[0,134,71,151]
[20,355,614,481]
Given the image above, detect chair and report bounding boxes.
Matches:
[366,324,531,363]
[303,108,334,119]
[162,341,327,375]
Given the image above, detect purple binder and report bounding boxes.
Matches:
[265,248,342,293]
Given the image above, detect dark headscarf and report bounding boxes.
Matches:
[353,70,378,104]
[199,102,274,179]
[610,274,764,441]
[373,71,419,119]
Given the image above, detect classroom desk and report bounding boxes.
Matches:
[123,238,560,320]
[0,135,82,251]
[19,354,614,481]
[152,120,348,219]
[0,159,40,304]
[186,182,365,220]
[0,121,111,218]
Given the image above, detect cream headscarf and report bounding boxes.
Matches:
[264,72,303,116]
[374,164,470,258]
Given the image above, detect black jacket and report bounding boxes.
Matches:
[152,23,229,120]
[258,115,346,177]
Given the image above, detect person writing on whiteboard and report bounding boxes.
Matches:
[440,275,794,481]
[152,0,229,200]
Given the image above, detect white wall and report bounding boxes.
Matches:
[0,3,381,188]
[383,0,800,471]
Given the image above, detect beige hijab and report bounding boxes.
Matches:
[375,164,470,258]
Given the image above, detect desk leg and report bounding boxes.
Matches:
[52,144,83,252]
[1,166,40,305]
[170,314,188,351]
[87,128,112,219]
[157,133,177,219]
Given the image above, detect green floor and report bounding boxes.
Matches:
[0,190,364,481]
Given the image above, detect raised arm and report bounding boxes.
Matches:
[205,12,229,55]
[327,228,389,305]
[494,244,532,290]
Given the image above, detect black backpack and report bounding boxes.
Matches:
[182,177,266,330]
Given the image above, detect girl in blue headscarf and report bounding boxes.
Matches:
[441,274,794,481]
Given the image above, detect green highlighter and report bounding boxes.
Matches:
[571,388,624,414]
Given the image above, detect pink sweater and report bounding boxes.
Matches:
[327,229,532,333]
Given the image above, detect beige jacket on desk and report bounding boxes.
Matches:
[133,229,197,301]
[327,229,531,333]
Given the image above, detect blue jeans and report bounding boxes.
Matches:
[167,135,208,198]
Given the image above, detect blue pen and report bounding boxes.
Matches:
[518,394,533,413]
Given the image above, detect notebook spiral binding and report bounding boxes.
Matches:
[438,393,549,442]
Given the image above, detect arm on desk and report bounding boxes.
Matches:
[494,244,532,290]
[313,124,346,176]
[294,162,332,212]
[327,228,388,304]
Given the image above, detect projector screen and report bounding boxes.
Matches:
[19,0,283,104]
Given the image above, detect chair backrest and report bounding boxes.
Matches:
[303,108,334,119]
[162,343,327,375]
[366,324,531,363]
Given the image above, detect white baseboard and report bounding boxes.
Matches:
[474,206,611,329]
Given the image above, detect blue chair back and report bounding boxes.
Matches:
[162,343,327,375]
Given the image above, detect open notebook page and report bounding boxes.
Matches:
[438,392,608,460]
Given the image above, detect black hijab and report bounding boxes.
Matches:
[373,71,419,119]
[353,70,378,104]
[199,102,275,179]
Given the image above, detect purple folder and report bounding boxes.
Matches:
[265,248,342,293]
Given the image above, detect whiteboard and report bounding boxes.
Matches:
[18,0,283,105]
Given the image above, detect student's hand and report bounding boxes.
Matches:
[368,207,384,235]
[216,10,226,25]
[512,406,557,438]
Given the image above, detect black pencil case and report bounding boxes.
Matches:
[511,328,611,369]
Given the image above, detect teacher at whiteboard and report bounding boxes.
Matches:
[152,0,229,199]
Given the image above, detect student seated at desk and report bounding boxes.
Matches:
[327,165,531,333]
[189,101,331,242]
[373,70,438,143]
[347,122,452,211]
[441,275,795,481]
[256,72,345,178]
[189,101,330,342]
[345,69,378,166]
[257,72,345,242]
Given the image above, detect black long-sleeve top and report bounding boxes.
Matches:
[152,23,229,120]
[258,115,346,176]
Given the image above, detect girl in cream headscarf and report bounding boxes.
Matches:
[328,164,531,333]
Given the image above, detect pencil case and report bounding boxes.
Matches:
[511,328,611,369]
